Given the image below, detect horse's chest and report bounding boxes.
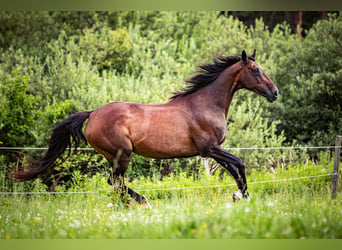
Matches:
[215,123,228,145]
[198,117,227,145]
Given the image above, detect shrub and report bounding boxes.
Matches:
[0,72,39,146]
[270,13,342,146]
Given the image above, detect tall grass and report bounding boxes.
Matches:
[1,160,341,239]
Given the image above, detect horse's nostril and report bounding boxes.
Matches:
[273,89,279,98]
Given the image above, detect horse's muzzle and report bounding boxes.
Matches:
[267,87,279,102]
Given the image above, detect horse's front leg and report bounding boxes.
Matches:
[208,144,249,200]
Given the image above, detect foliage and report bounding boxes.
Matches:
[0,11,124,57]
[270,13,342,145]
[47,27,133,75]
[0,73,39,146]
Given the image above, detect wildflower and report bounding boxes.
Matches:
[56,209,65,214]
[106,203,114,208]
[224,203,233,209]
[200,222,207,229]
[207,208,214,215]
[266,201,274,207]
[69,220,81,228]
[33,216,41,224]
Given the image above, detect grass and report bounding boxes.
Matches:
[1,160,341,239]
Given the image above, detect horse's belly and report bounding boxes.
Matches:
[132,133,198,159]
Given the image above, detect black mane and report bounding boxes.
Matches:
[170,55,242,100]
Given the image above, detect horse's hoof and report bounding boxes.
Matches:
[232,191,243,202]
[243,191,250,199]
[125,200,133,208]
[142,200,152,209]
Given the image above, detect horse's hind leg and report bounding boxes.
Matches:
[86,123,149,206]
[108,149,150,207]
[112,177,150,207]
[127,187,151,207]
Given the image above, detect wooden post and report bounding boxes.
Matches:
[331,135,342,199]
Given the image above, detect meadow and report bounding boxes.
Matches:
[1,157,341,239]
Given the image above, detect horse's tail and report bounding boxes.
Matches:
[8,111,91,181]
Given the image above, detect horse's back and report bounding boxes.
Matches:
[84,101,199,159]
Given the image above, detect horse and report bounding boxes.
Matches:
[9,50,279,205]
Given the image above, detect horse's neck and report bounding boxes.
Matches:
[194,64,240,117]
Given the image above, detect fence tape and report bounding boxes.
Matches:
[0,147,94,151]
[0,173,339,195]
[0,146,341,151]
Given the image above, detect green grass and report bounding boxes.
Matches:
[1,161,341,239]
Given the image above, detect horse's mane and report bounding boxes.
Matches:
[170,55,242,100]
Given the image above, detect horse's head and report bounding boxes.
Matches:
[236,50,279,102]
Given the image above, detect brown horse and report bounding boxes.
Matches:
[9,50,278,204]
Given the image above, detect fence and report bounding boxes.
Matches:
[0,135,341,198]
[331,135,342,199]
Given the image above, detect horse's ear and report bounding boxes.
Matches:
[242,50,248,62]
[251,49,256,58]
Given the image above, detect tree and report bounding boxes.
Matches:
[270,13,342,146]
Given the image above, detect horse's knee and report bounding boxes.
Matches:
[233,157,244,170]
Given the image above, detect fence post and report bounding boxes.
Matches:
[331,135,342,199]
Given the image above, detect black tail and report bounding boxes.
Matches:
[8,111,91,181]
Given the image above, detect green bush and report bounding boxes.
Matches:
[270,13,342,146]
[0,72,39,146]
[47,27,132,75]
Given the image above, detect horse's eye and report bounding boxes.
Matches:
[252,68,260,75]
